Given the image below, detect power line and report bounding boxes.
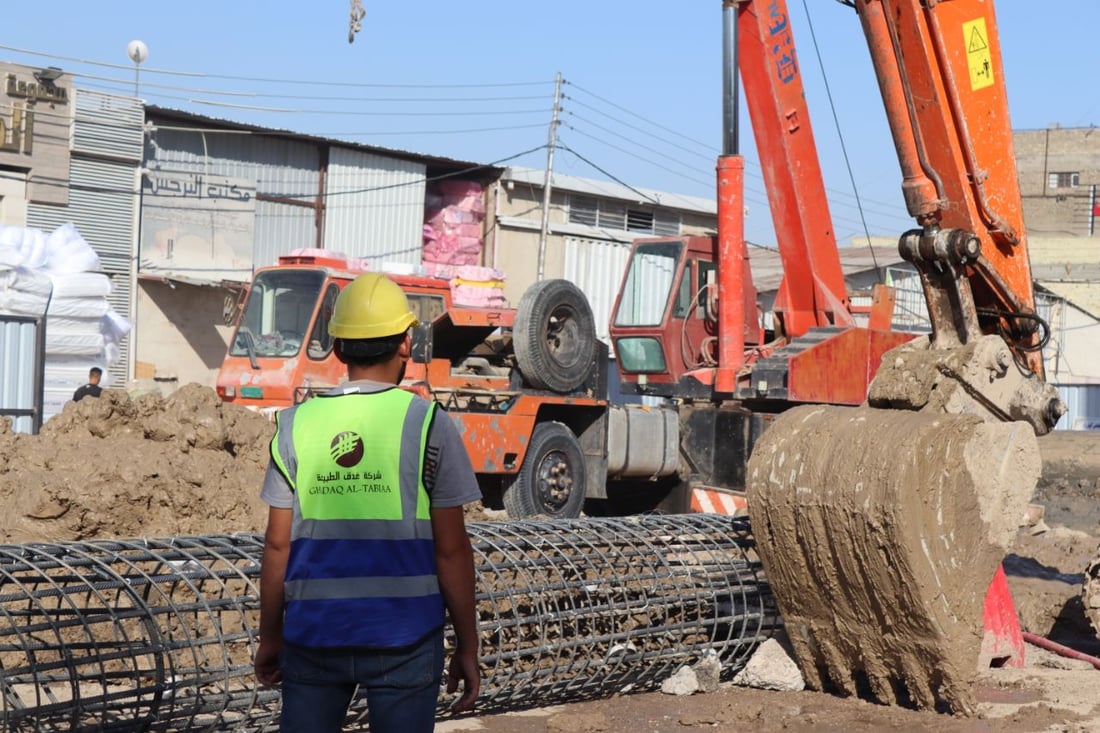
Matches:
[0,145,548,200]
[561,127,712,191]
[557,145,660,205]
[0,43,553,89]
[565,112,714,178]
[563,95,716,163]
[566,81,715,152]
[70,70,553,103]
[185,99,550,116]
[563,81,911,225]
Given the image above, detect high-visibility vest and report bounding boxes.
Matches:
[270,386,443,647]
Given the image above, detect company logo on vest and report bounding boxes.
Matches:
[330,431,365,468]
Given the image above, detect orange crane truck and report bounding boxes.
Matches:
[215,252,680,519]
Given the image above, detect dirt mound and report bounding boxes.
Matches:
[0,384,274,543]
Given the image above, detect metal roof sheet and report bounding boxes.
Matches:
[145,106,499,177]
[504,166,717,215]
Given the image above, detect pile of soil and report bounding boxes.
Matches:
[0,384,274,543]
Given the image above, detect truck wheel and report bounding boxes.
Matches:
[513,279,596,393]
[503,422,586,519]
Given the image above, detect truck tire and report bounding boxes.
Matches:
[513,279,596,393]
[503,422,586,519]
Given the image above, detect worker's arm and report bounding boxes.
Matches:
[431,505,479,712]
[255,505,292,687]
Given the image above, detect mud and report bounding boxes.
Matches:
[0,384,274,542]
[1086,549,1100,638]
[745,404,1042,714]
[1034,430,1100,640]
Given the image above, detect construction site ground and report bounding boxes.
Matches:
[1,385,1098,731]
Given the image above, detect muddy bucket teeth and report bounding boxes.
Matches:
[746,404,1041,714]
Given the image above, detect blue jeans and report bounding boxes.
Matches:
[279,627,444,733]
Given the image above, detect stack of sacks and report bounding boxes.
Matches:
[422,263,506,308]
[0,223,132,421]
[422,180,486,266]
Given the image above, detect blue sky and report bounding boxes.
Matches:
[2,1,1097,246]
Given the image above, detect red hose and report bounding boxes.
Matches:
[1022,631,1100,670]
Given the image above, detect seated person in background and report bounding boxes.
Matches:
[73,367,103,402]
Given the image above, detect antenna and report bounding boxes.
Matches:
[127,40,148,98]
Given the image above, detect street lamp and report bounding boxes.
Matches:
[127,40,148,99]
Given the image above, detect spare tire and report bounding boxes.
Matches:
[513,279,596,393]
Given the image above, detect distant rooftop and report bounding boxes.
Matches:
[145,106,502,178]
[504,166,716,215]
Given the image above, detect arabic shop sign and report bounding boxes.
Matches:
[140,171,257,283]
[0,63,72,206]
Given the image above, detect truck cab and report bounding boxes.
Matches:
[216,253,450,409]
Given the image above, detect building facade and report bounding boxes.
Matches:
[1014,126,1100,238]
[0,61,143,419]
[134,108,498,391]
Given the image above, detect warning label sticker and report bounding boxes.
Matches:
[964,18,994,91]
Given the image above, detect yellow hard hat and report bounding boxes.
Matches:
[328,273,419,340]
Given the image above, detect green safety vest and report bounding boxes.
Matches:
[270,386,443,647]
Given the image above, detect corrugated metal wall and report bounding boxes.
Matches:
[254,200,317,266]
[25,90,143,392]
[0,318,44,434]
[1055,384,1100,431]
[563,236,632,343]
[324,148,426,267]
[146,126,321,268]
[27,156,137,389]
[74,90,144,160]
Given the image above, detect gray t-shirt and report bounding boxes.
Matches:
[261,380,481,511]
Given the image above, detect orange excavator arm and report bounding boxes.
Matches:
[852,0,1044,375]
[748,1,1067,715]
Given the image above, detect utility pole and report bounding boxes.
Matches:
[536,72,563,282]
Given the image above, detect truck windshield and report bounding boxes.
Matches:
[613,240,682,327]
[230,269,326,358]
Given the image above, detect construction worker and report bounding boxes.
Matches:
[254,272,481,732]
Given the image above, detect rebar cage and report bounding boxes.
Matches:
[0,514,775,732]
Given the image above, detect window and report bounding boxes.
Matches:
[598,201,626,230]
[569,195,681,236]
[231,269,325,358]
[307,284,340,360]
[673,260,693,318]
[627,208,654,233]
[615,337,667,373]
[569,196,597,227]
[613,240,681,327]
[1048,171,1080,189]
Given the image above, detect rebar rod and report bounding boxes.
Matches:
[0,514,776,732]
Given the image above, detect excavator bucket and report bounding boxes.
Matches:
[746,404,1041,714]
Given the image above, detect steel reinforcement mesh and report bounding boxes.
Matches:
[0,514,776,732]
